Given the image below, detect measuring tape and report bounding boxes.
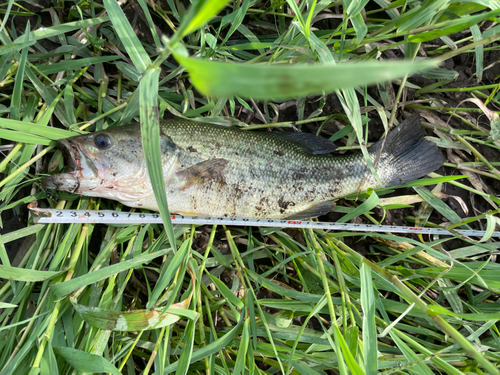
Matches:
[28,206,500,237]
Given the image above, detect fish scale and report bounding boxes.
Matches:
[42,115,445,219]
[162,120,371,218]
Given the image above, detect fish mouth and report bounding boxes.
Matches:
[59,138,99,176]
[58,139,79,170]
[42,139,99,193]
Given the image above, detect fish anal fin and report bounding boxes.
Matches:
[177,158,228,190]
[275,132,337,155]
[285,201,335,220]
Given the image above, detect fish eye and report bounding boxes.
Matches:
[94,134,111,149]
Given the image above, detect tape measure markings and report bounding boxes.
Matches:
[27,207,500,238]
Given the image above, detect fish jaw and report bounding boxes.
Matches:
[42,139,104,195]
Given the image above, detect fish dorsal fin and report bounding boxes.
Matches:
[274,132,337,155]
[176,158,228,190]
[285,201,335,220]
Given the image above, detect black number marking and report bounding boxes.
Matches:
[70,211,77,217]
[112,212,118,217]
[56,211,63,217]
[84,212,90,217]
[139,213,145,218]
[98,212,105,217]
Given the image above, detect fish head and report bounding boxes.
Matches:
[43,124,178,203]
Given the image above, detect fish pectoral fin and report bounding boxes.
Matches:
[285,201,335,220]
[274,132,337,155]
[176,158,229,190]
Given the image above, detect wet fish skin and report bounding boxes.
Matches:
[42,115,444,219]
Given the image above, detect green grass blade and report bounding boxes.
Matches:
[409,8,500,42]
[25,17,110,43]
[52,347,121,375]
[233,318,250,375]
[208,274,245,309]
[333,324,364,375]
[479,215,495,242]
[51,248,171,298]
[63,84,77,125]
[338,190,379,223]
[284,0,305,30]
[139,68,177,254]
[428,305,500,321]
[102,0,150,73]
[136,0,162,48]
[10,22,29,121]
[0,265,63,282]
[173,0,232,43]
[471,24,483,81]
[176,320,196,375]
[397,0,449,32]
[0,39,35,56]
[360,262,377,375]
[36,55,122,75]
[1,224,45,244]
[388,333,434,375]
[286,295,328,373]
[173,55,436,100]
[0,119,76,139]
[350,13,368,41]
[146,238,191,310]
[414,186,470,228]
[25,64,69,126]
[0,0,14,35]
[163,312,245,373]
[0,130,54,145]
[220,0,252,46]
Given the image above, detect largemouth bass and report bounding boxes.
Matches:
[42,115,444,219]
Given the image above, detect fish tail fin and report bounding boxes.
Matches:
[370,114,445,187]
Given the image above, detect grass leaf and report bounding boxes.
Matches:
[51,248,172,298]
[338,190,379,223]
[163,312,245,373]
[173,55,436,100]
[172,0,232,44]
[102,0,150,73]
[139,67,178,255]
[53,347,121,375]
[72,298,195,331]
[0,265,63,282]
[360,262,377,375]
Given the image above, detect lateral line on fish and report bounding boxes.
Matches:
[28,206,500,238]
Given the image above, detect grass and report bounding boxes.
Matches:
[0,0,500,374]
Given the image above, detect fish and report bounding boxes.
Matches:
[42,114,444,219]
